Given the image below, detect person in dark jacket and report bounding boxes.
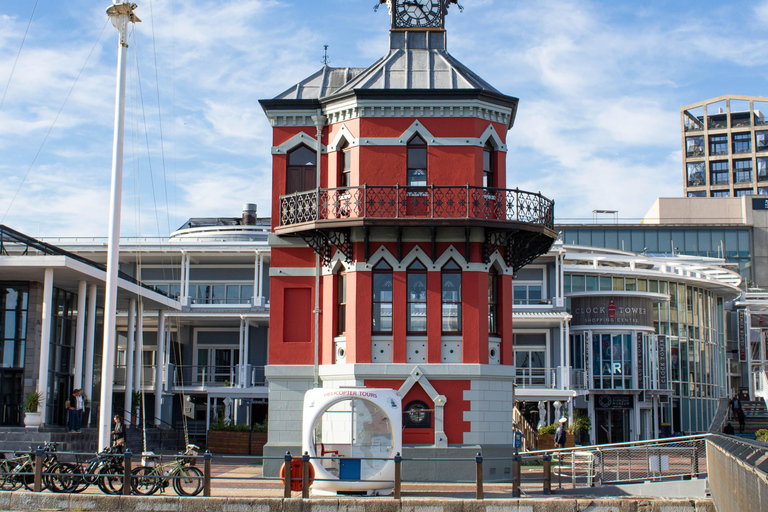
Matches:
[67,389,78,432]
[554,417,568,448]
[111,415,126,453]
[738,409,746,434]
[723,422,735,435]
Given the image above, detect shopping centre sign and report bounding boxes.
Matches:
[571,297,653,326]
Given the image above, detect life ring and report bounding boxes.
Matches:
[279,457,315,491]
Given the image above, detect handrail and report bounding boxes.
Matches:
[279,185,555,230]
[523,433,712,456]
[513,406,538,451]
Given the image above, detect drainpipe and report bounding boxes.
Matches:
[311,111,326,387]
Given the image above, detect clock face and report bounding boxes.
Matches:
[395,0,443,29]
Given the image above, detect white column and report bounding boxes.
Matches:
[257,253,264,302]
[98,1,135,452]
[251,251,261,306]
[184,256,191,302]
[83,285,97,404]
[124,299,136,423]
[154,310,165,426]
[564,318,571,389]
[134,301,144,392]
[73,280,87,389]
[238,317,245,387]
[37,268,54,423]
[180,251,187,304]
[244,320,250,387]
[559,319,566,389]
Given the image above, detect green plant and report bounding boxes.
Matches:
[252,421,268,433]
[569,411,591,435]
[756,429,768,442]
[24,390,42,413]
[131,391,142,407]
[538,423,557,435]
[209,416,269,433]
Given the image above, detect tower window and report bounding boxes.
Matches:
[286,145,316,194]
[372,260,393,333]
[338,141,351,189]
[483,142,495,188]
[407,261,427,334]
[337,273,346,336]
[407,135,428,187]
[441,260,462,333]
[488,267,499,335]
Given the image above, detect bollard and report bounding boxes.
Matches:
[511,453,522,498]
[475,452,483,500]
[204,450,212,497]
[302,452,310,499]
[33,447,43,492]
[283,451,292,498]
[542,454,552,495]
[123,448,133,496]
[394,452,402,500]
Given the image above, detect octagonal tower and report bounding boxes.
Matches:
[260,1,556,477]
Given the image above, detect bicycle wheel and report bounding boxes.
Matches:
[96,464,124,495]
[20,462,38,492]
[0,460,21,490]
[172,466,203,497]
[131,466,159,495]
[46,462,77,493]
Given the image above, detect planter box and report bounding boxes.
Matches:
[207,431,268,455]
[537,433,576,450]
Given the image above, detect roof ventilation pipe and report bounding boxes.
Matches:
[242,203,257,225]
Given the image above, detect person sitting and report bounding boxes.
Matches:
[723,422,735,435]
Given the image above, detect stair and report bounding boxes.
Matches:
[729,401,768,440]
[0,427,98,455]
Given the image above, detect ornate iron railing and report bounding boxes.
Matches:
[279,185,555,229]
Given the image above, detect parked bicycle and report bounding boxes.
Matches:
[131,445,202,496]
[0,442,60,492]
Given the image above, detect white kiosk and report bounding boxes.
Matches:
[302,388,402,495]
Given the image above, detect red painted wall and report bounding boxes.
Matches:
[365,379,471,445]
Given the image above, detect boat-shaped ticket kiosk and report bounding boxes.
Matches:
[302,388,402,495]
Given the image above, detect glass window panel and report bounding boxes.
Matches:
[288,146,316,166]
[528,286,542,303]
[373,274,393,301]
[600,276,613,291]
[241,285,253,301]
[571,275,585,292]
[586,275,598,291]
[530,351,545,368]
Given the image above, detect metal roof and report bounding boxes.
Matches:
[274,67,368,100]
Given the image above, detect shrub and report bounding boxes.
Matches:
[756,429,768,442]
[209,416,268,432]
[538,423,557,435]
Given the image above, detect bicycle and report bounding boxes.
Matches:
[49,445,125,494]
[0,442,60,492]
[131,445,202,496]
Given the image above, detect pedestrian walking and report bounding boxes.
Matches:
[555,417,568,448]
[732,394,741,420]
[738,409,746,434]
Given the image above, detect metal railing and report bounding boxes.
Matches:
[172,364,266,388]
[279,185,555,230]
[707,434,768,512]
[514,367,558,388]
[525,434,708,486]
[570,369,587,390]
[114,365,157,388]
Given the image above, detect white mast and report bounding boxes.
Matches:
[99,1,141,452]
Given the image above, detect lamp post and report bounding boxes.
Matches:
[98,1,141,452]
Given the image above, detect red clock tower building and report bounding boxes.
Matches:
[260,1,556,477]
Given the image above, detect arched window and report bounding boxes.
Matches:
[407,261,427,334]
[483,141,494,188]
[337,272,346,336]
[488,267,499,335]
[441,260,462,333]
[338,140,351,189]
[407,135,427,188]
[286,145,316,194]
[372,260,393,333]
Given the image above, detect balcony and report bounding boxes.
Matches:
[514,367,558,388]
[278,185,555,231]
[113,364,267,390]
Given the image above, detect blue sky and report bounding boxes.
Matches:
[1,0,767,237]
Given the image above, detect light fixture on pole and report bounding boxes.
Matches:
[98,1,141,452]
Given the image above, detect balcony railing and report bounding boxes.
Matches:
[114,365,157,388]
[279,185,555,230]
[571,369,587,390]
[171,364,266,388]
[514,367,558,388]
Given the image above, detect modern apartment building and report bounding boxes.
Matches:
[682,95,768,198]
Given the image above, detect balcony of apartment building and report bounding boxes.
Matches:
[113,363,267,392]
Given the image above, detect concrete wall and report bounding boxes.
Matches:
[0,492,716,512]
